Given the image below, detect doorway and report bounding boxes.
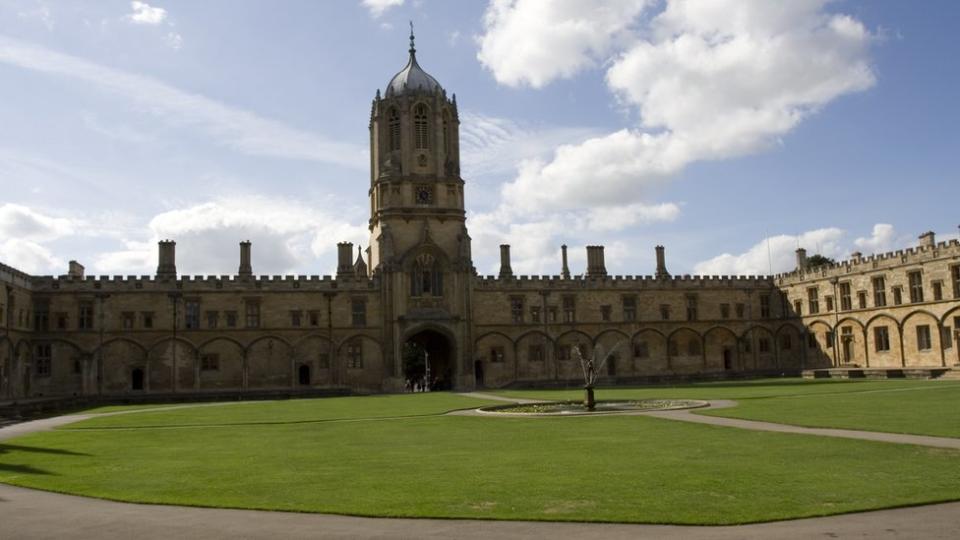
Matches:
[298,364,311,386]
[723,348,733,370]
[131,367,144,391]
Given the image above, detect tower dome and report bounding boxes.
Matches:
[385,26,443,97]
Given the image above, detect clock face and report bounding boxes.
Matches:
[415,185,433,205]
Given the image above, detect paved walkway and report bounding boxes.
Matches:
[2,395,960,538]
[2,483,959,540]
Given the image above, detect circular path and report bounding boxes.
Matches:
[1,395,959,539]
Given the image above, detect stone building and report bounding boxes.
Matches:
[1,36,958,400]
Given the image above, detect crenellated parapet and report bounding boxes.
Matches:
[473,273,775,290]
[29,273,381,293]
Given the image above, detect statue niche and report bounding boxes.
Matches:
[410,253,443,298]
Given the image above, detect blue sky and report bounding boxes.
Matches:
[0,0,957,278]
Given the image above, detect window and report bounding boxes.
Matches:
[952,265,960,299]
[225,311,237,328]
[201,354,220,371]
[206,311,219,329]
[600,305,611,322]
[530,306,541,323]
[742,337,752,353]
[290,310,302,327]
[660,304,670,321]
[346,340,363,369]
[548,307,558,323]
[826,331,834,349]
[932,281,943,301]
[686,295,698,321]
[490,347,505,363]
[56,312,67,330]
[807,288,819,315]
[873,276,887,307]
[351,299,367,327]
[720,303,730,319]
[413,103,430,150]
[793,300,802,316]
[35,344,52,377]
[244,300,260,328]
[528,345,544,362]
[807,332,817,348]
[917,325,932,350]
[122,312,135,330]
[758,338,770,354]
[34,303,49,331]
[634,341,649,359]
[78,302,94,330]
[942,326,953,350]
[839,283,852,311]
[781,334,792,350]
[688,339,701,356]
[893,286,903,305]
[562,296,575,323]
[387,107,400,151]
[857,291,867,310]
[825,296,834,312]
[874,326,890,352]
[411,255,442,296]
[510,297,524,323]
[185,300,200,330]
[622,296,637,322]
[309,310,320,326]
[141,311,154,329]
[759,294,770,319]
[736,303,745,318]
[908,271,924,303]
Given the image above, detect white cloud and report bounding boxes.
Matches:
[0,238,62,275]
[0,203,74,242]
[94,196,368,276]
[362,0,404,18]
[477,0,650,88]
[694,227,846,276]
[480,0,876,215]
[164,31,183,50]
[583,202,680,232]
[128,1,167,25]
[0,35,366,168]
[854,223,902,253]
[17,2,54,31]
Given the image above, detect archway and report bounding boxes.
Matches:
[403,329,454,391]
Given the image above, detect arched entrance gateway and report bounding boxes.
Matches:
[402,329,454,391]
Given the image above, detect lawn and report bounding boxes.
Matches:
[1,390,959,524]
[496,379,960,438]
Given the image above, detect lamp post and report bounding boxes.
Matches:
[424,349,430,392]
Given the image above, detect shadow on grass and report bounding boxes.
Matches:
[0,463,55,476]
[0,444,89,457]
[63,411,454,431]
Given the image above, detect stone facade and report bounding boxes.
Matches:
[2,39,959,399]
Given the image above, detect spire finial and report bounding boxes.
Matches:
[409,21,415,54]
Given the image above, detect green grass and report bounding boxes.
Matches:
[1,390,959,524]
[496,379,960,437]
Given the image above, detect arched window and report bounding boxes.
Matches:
[411,253,442,297]
[388,108,401,151]
[414,104,430,150]
[442,109,451,154]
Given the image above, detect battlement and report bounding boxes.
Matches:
[778,238,960,285]
[473,273,775,290]
[0,261,34,289]
[28,273,380,293]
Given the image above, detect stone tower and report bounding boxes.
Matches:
[367,28,474,390]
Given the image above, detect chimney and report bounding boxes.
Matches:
[561,244,570,279]
[918,231,936,249]
[499,244,513,278]
[585,245,607,278]
[795,247,808,270]
[156,240,177,279]
[238,240,252,277]
[655,245,670,279]
[67,260,85,279]
[337,242,355,278]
